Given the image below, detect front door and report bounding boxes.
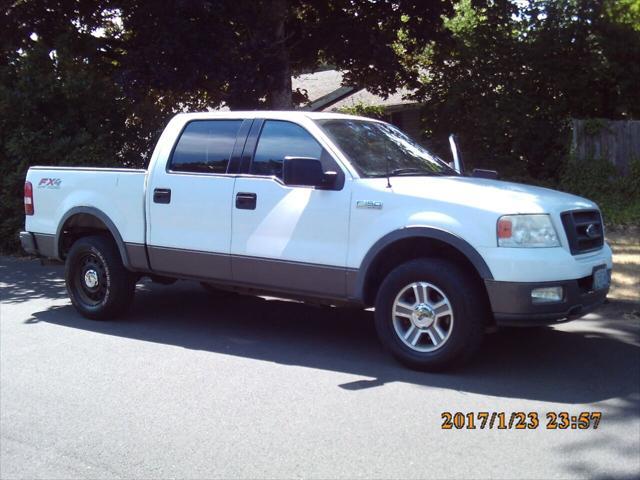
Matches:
[231,119,351,298]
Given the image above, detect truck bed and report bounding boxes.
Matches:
[25,166,147,246]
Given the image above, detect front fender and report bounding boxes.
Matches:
[349,226,494,302]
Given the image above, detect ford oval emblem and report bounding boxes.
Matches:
[585,224,599,238]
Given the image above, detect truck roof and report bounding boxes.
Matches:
[173,110,381,123]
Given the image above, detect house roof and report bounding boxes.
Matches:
[292,69,418,112]
[328,88,417,111]
[292,70,347,102]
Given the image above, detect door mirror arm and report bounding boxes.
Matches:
[283,157,336,189]
[318,171,338,189]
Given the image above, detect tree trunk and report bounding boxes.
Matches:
[266,0,293,110]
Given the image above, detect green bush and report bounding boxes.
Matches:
[335,103,387,120]
[555,158,640,226]
[558,157,617,196]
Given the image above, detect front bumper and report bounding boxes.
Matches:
[485,272,610,326]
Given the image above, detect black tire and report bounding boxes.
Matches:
[65,235,136,320]
[374,258,487,371]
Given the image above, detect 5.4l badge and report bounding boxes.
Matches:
[38,178,62,189]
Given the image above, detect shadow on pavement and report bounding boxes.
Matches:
[0,257,67,304]
[20,271,640,409]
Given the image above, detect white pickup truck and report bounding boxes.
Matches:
[21,111,612,370]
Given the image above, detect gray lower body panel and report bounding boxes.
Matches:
[145,245,355,301]
[233,255,348,298]
[345,270,358,300]
[147,245,232,281]
[23,233,358,303]
[19,232,56,258]
[19,232,38,255]
[125,243,150,270]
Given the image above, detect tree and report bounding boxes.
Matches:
[116,0,453,109]
[404,0,640,178]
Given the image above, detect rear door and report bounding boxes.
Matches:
[146,118,250,280]
[230,119,351,298]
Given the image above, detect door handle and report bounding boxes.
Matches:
[153,188,171,204]
[236,192,257,210]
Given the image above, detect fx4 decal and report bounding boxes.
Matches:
[38,178,62,189]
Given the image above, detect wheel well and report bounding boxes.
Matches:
[362,237,490,309]
[59,213,114,258]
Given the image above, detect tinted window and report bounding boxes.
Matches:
[170,120,242,173]
[251,121,323,178]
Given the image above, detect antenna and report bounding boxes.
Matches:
[385,155,392,188]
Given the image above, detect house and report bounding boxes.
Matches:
[292,69,423,141]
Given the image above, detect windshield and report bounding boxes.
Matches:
[315,119,457,177]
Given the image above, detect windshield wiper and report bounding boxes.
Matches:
[390,168,442,176]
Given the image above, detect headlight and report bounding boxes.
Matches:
[497,214,560,247]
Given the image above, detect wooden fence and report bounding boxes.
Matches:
[571,119,640,174]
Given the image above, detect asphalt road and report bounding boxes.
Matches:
[1,256,639,480]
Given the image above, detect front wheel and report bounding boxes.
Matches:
[65,235,136,320]
[374,258,486,371]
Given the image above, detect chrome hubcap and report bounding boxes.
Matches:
[74,253,108,307]
[412,303,435,328]
[84,269,99,289]
[392,282,454,352]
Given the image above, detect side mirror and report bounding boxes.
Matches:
[472,168,499,180]
[283,157,336,189]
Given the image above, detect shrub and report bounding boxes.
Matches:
[555,157,640,226]
[335,103,387,120]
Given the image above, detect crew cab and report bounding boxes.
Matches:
[20,111,613,370]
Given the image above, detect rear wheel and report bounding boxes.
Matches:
[374,258,486,371]
[65,235,136,320]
